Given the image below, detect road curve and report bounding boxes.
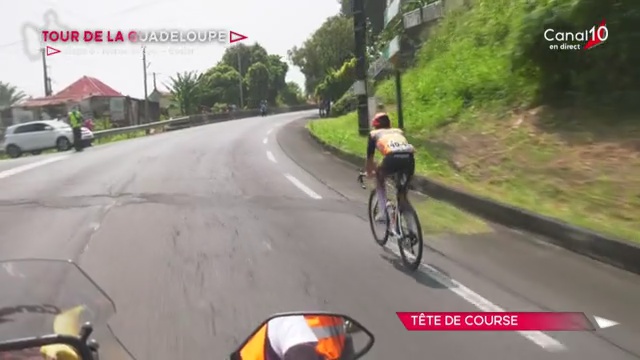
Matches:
[1,111,640,359]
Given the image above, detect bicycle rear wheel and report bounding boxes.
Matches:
[397,201,423,271]
[368,189,389,246]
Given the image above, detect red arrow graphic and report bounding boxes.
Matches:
[229,31,248,43]
[46,46,61,56]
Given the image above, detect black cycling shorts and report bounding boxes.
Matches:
[378,152,415,192]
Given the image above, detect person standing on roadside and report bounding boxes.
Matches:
[68,106,84,152]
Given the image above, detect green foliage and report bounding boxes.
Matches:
[331,91,358,117]
[92,118,112,131]
[220,43,269,77]
[199,64,242,107]
[512,0,640,109]
[288,15,355,94]
[0,82,26,107]
[164,42,297,113]
[374,0,535,133]
[266,55,288,105]
[211,103,229,113]
[246,62,270,108]
[165,71,203,115]
[315,58,356,101]
[279,82,305,105]
[374,0,639,132]
[218,43,289,107]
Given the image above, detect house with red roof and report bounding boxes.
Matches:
[15,76,159,126]
[21,76,124,108]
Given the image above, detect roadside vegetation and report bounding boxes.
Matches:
[91,118,148,145]
[164,43,307,116]
[305,0,639,241]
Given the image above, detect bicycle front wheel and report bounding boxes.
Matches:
[368,189,389,246]
[397,202,423,271]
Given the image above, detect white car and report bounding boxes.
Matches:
[1,120,94,158]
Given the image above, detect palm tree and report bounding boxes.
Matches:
[0,82,26,108]
[165,71,203,115]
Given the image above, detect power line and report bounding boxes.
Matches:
[0,41,21,49]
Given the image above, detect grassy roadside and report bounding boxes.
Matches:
[309,111,639,242]
[413,196,490,235]
[93,130,148,145]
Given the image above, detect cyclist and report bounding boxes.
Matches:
[238,315,356,360]
[365,112,415,227]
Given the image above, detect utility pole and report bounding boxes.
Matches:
[46,66,53,95]
[153,72,157,90]
[352,0,370,135]
[237,51,244,108]
[142,47,149,124]
[41,48,52,96]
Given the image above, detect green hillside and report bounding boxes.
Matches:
[310,0,639,241]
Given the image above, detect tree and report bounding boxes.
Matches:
[266,55,288,105]
[288,15,355,94]
[219,43,287,107]
[220,43,269,77]
[245,63,270,108]
[0,82,26,107]
[279,82,305,105]
[199,64,242,107]
[165,71,202,115]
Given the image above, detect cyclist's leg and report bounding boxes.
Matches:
[397,153,415,207]
[374,158,388,221]
[397,154,417,235]
[383,155,408,234]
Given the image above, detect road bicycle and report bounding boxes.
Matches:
[357,169,423,271]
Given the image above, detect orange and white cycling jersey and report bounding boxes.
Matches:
[370,128,415,156]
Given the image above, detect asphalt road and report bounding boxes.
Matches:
[1,111,640,359]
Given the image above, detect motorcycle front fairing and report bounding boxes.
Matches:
[0,259,135,360]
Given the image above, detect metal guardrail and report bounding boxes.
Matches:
[93,104,316,138]
[0,104,316,154]
[92,116,189,138]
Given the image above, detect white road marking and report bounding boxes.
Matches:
[263,137,268,144]
[0,155,69,180]
[1,263,25,278]
[386,240,566,351]
[266,151,276,163]
[284,174,322,199]
[594,316,618,329]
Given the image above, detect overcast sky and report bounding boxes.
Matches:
[0,0,341,99]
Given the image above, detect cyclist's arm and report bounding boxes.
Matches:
[365,135,376,174]
[282,342,324,360]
